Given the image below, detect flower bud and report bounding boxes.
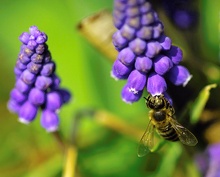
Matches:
[111,59,132,80]
[112,31,128,51]
[166,65,192,86]
[165,46,183,65]
[127,70,147,94]
[121,84,143,104]
[19,101,38,124]
[120,24,136,40]
[10,88,27,103]
[45,91,62,111]
[158,35,172,50]
[21,69,36,84]
[41,110,59,132]
[28,88,45,106]
[145,41,162,58]
[40,62,55,76]
[118,47,135,66]
[147,72,167,96]
[19,32,30,44]
[35,76,53,90]
[154,55,173,75]
[135,56,152,73]
[129,38,147,55]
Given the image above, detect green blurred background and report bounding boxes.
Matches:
[0,0,219,177]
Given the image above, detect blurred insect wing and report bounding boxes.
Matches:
[137,120,155,157]
[169,118,198,146]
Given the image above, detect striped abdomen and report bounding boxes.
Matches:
[157,123,179,142]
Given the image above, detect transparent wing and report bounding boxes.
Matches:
[137,120,155,157]
[169,118,198,146]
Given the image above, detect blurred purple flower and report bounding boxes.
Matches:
[195,143,220,177]
[8,26,71,132]
[162,0,198,30]
[111,0,192,103]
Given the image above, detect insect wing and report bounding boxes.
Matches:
[137,120,155,157]
[169,118,198,146]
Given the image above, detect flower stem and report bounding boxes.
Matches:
[62,145,78,177]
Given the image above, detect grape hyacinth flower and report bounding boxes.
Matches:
[111,0,192,103]
[8,26,71,132]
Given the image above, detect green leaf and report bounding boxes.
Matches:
[190,83,217,124]
[154,143,182,177]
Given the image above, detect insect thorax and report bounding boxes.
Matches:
[152,110,166,121]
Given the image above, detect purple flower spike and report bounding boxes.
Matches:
[127,70,147,94]
[41,110,59,132]
[147,72,167,96]
[8,26,71,131]
[166,65,192,86]
[135,56,152,73]
[111,59,133,80]
[45,91,62,111]
[154,55,173,75]
[112,0,192,103]
[121,84,143,104]
[19,101,38,124]
[118,47,135,66]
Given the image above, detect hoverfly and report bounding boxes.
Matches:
[137,94,198,157]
